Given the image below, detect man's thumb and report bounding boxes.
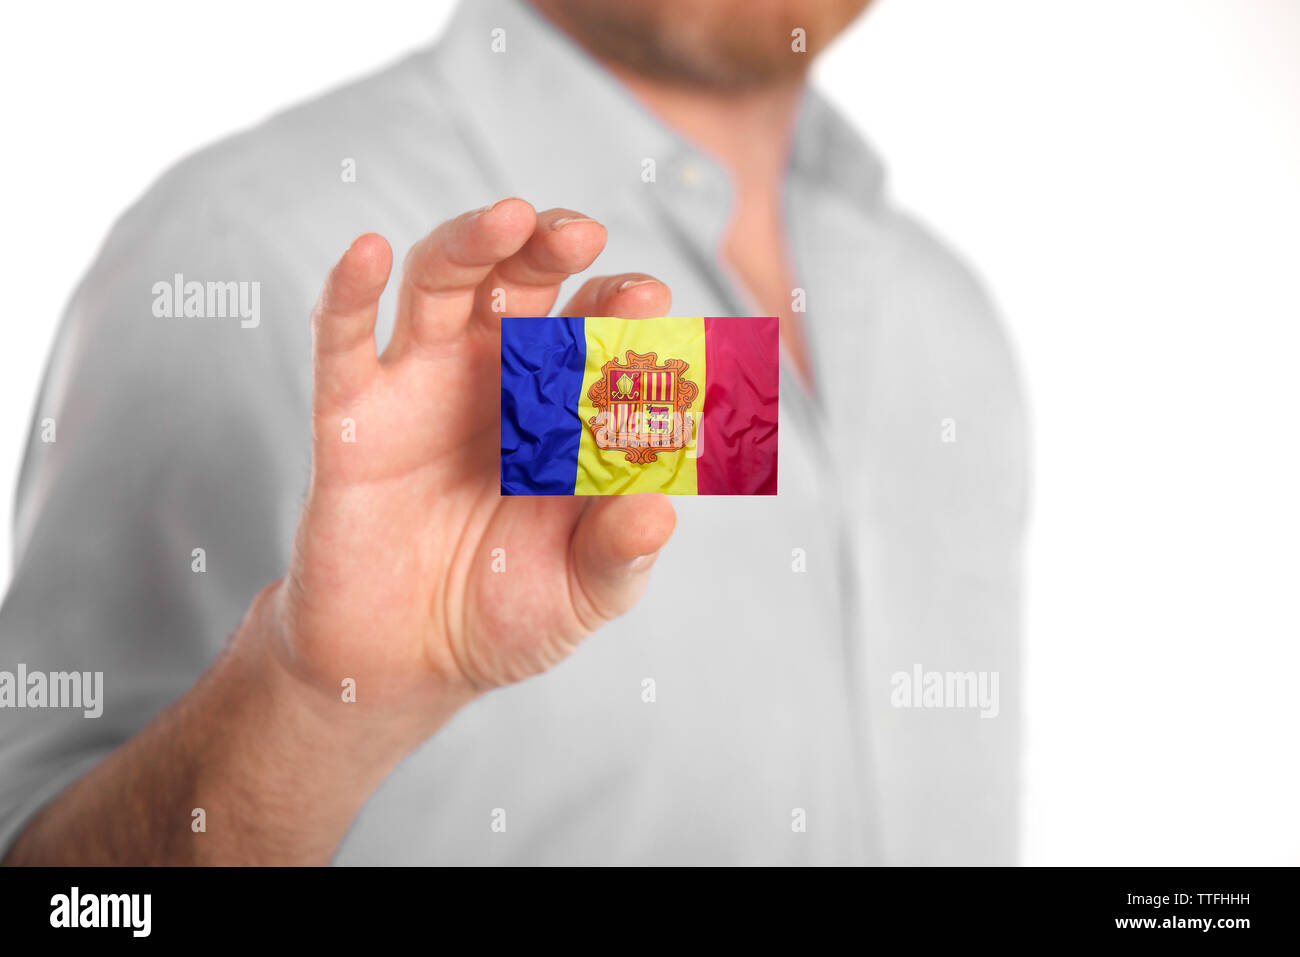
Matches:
[569,495,676,628]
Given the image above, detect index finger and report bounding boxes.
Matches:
[384,198,537,361]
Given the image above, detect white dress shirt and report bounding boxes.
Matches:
[0,0,1027,864]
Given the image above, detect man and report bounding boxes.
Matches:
[0,0,1026,865]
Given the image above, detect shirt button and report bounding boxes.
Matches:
[679,163,703,187]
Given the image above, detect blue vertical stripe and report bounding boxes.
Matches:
[500,317,587,495]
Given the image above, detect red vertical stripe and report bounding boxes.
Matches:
[697,317,779,495]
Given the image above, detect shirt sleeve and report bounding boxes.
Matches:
[0,182,312,857]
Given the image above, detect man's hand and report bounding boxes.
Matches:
[272,199,675,719]
[4,201,676,865]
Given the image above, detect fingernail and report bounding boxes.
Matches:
[618,278,659,293]
[550,215,598,231]
[629,552,660,572]
[471,197,521,220]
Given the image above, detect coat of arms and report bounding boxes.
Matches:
[587,350,698,463]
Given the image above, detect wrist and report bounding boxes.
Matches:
[229,581,475,763]
[185,584,473,862]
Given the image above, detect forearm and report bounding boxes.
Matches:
[3,584,468,866]
[4,203,674,865]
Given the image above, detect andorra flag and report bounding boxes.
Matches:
[500,316,778,495]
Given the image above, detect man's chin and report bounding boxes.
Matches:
[528,0,871,92]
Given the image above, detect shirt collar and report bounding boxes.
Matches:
[428,0,681,219]
[789,88,887,215]
[426,0,886,225]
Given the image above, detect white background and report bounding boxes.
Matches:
[2,0,1297,865]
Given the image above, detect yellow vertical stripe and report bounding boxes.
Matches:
[575,317,706,495]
